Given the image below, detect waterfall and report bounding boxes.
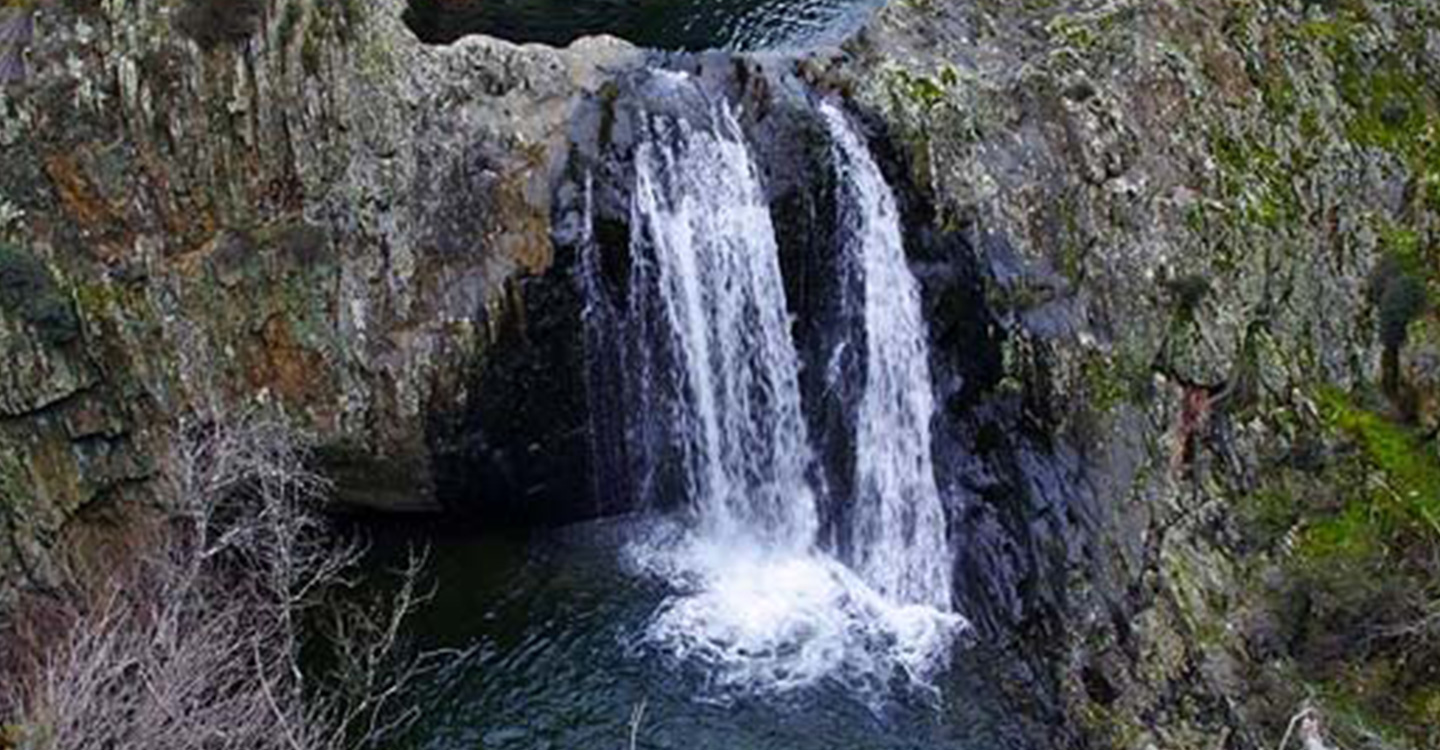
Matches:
[584,74,963,697]
[627,104,819,550]
[820,103,954,611]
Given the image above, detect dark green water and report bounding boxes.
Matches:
[358,519,1041,750]
[404,0,884,50]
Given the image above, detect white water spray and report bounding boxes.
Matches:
[628,103,818,549]
[821,102,954,610]
[593,77,963,698]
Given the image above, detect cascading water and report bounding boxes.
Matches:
[627,100,818,549]
[585,73,963,699]
[821,103,954,611]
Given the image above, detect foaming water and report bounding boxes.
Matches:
[353,519,1040,750]
[629,525,963,700]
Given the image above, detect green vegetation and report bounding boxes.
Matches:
[1164,273,1212,323]
[1242,389,1440,746]
[1339,62,1431,156]
[302,0,366,75]
[883,65,961,113]
[1367,249,1430,400]
[0,242,78,346]
[1205,127,1301,234]
[1078,347,1151,417]
[1311,390,1440,546]
[279,0,304,49]
[877,63,981,227]
[315,0,363,35]
[1309,4,1440,213]
[1042,6,1136,56]
[1370,256,1427,352]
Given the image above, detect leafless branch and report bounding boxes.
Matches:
[628,698,648,750]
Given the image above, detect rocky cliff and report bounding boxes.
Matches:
[0,0,641,600]
[3,0,1439,746]
[834,0,1440,745]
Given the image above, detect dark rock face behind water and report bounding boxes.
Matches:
[3,0,1439,746]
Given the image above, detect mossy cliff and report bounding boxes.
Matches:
[831,0,1440,746]
[0,0,639,606]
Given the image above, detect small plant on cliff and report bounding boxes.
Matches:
[0,242,78,346]
[1367,254,1428,400]
[1164,272,1212,324]
[175,0,264,50]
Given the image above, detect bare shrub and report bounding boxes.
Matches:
[4,412,451,750]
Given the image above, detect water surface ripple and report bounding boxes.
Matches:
[405,0,885,51]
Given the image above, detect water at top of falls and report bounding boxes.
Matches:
[819,102,955,612]
[404,0,886,52]
[587,75,964,701]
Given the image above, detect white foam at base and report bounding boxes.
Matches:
[630,528,966,700]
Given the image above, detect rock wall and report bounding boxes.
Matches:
[832,0,1440,745]
[0,0,639,604]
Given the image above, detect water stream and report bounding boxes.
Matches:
[624,97,818,549]
[574,77,964,701]
[821,102,954,611]
[404,0,884,50]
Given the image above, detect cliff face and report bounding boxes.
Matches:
[0,0,638,602]
[838,0,1440,744]
[3,0,1439,746]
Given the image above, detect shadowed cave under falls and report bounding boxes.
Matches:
[403,0,885,50]
[370,64,1055,748]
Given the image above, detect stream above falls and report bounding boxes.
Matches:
[403,0,884,50]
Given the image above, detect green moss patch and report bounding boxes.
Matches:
[1306,389,1440,554]
[1251,389,1440,747]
